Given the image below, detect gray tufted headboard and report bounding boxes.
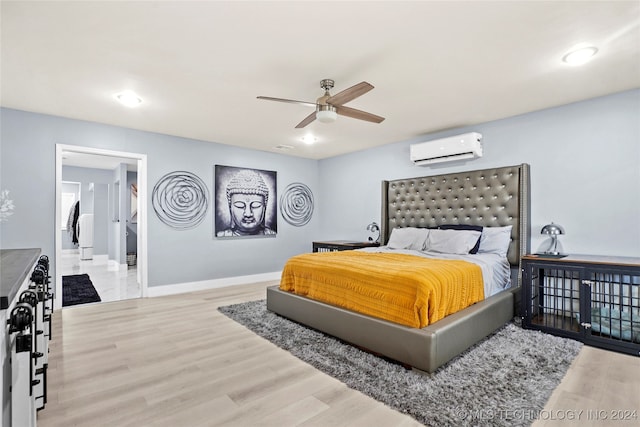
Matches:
[381,164,530,267]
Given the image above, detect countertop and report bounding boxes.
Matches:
[522,253,640,267]
[0,248,41,310]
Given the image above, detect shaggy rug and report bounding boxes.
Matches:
[62,274,101,307]
[219,300,583,427]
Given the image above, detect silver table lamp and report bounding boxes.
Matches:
[366,222,380,243]
[541,222,565,255]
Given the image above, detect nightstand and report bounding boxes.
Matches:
[312,240,380,253]
[521,254,640,356]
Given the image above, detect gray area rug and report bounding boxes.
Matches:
[218,300,583,427]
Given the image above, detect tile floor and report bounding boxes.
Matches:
[60,249,141,305]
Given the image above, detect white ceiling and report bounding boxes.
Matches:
[2,1,639,161]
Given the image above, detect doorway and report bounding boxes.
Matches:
[55,144,148,310]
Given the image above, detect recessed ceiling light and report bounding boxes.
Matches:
[114,90,143,107]
[301,134,317,145]
[562,46,598,66]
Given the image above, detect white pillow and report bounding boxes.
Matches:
[387,227,430,251]
[425,229,482,255]
[478,225,513,257]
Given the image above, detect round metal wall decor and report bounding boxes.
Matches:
[280,182,314,227]
[152,171,209,230]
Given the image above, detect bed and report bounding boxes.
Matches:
[267,163,530,373]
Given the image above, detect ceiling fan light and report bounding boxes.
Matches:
[316,109,337,123]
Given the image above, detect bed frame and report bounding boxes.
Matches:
[267,163,530,373]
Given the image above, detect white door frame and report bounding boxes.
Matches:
[55,144,148,310]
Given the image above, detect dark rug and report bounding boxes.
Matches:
[219,300,583,427]
[62,274,101,307]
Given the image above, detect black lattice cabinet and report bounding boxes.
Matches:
[522,254,640,356]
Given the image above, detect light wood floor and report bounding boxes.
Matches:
[38,282,640,427]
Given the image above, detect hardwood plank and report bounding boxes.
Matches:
[532,346,640,427]
[37,281,639,426]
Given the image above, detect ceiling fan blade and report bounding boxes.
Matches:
[335,105,385,123]
[257,96,317,108]
[326,81,374,106]
[295,111,317,128]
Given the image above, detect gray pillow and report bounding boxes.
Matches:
[387,227,430,250]
[438,224,483,253]
[425,229,482,255]
[478,225,513,257]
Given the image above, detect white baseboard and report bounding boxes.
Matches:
[107,260,129,271]
[147,271,282,297]
[92,254,109,264]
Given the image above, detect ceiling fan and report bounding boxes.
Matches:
[257,79,385,128]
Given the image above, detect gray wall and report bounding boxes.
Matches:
[62,166,114,255]
[93,183,109,257]
[1,89,638,292]
[111,163,127,264]
[318,89,640,257]
[0,108,320,287]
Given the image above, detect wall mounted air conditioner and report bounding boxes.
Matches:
[410,132,483,165]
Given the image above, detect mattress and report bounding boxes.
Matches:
[279,250,499,328]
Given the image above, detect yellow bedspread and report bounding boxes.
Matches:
[279,251,484,328]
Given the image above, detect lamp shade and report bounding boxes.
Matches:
[366,222,379,232]
[541,222,565,236]
[316,104,337,123]
[316,109,337,123]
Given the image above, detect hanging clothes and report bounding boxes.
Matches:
[67,201,80,245]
